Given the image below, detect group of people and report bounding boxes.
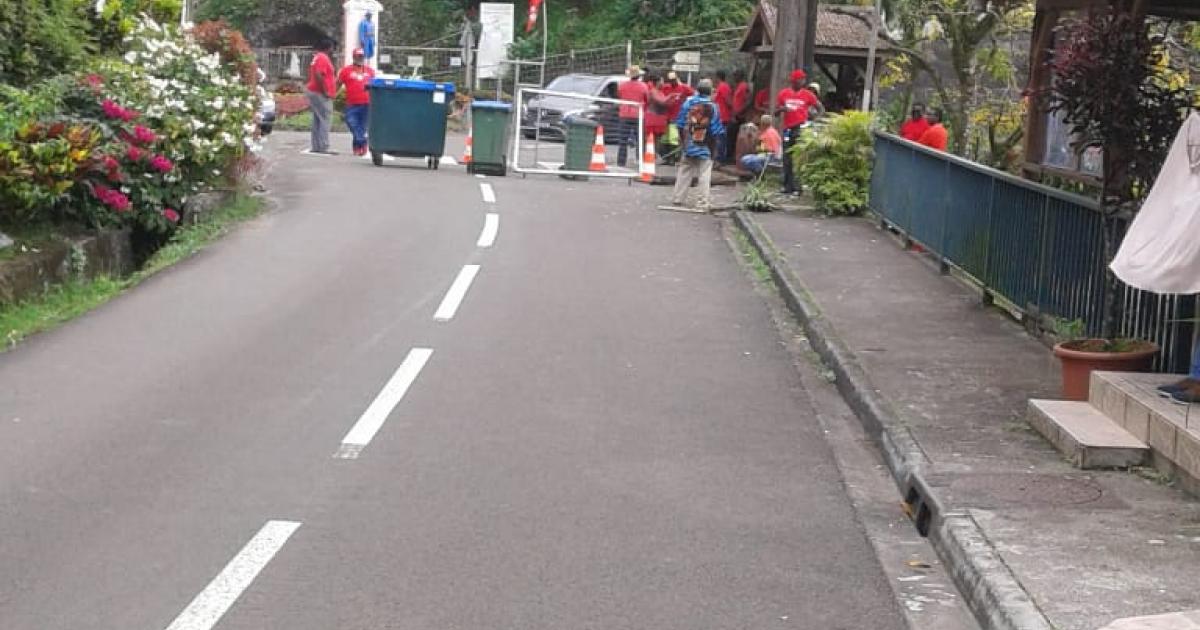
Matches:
[613,66,826,211]
[305,39,376,156]
[898,103,948,152]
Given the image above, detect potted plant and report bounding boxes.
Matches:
[1051,319,1158,401]
[1043,5,1192,399]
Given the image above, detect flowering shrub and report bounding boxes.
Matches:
[116,15,258,185]
[1,15,255,234]
[192,20,259,88]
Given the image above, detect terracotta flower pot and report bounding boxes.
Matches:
[1053,339,1159,401]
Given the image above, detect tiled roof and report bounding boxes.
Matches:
[752,0,890,52]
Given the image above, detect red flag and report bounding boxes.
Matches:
[526,0,543,33]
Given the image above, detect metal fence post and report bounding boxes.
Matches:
[938,158,951,274]
[1033,194,1052,328]
[981,178,996,306]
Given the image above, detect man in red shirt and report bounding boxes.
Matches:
[305,38,337,154]
[659,72,694,164]
[337,48,375,156]
[730,69,751,163]
[713,70,733,163]
[616,65,649,168]
[899,104,930,142]
[918,109,949,151]
[775,69,824,194]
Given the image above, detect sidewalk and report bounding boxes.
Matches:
[735,208,1200,630]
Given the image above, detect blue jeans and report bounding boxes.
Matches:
[1191,339,1200,379]
[344,104,369,151]
[739,154,779,175]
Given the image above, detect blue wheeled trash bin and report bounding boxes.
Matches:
[366,78,455,169]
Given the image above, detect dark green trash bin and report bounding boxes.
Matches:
[468,100,512,176]
[367,78,455,169]
[560,115,599,178]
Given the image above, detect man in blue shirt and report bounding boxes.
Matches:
[668,79,725,212]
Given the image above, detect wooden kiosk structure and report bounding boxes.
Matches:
[739,0,892,112]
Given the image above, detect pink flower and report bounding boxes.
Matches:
[133,125,157,145]
[91,184,131,212]
[85,74,103,88]
[162,208,180,223]
[150,154,173,173]
[125,145,143,162]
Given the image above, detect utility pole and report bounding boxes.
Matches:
[771,0,819,108]
[861,0,883,111]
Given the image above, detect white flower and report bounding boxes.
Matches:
[124,51,137,63]
[120,186,131,193]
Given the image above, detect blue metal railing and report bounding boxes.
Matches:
[869,132,1196,372]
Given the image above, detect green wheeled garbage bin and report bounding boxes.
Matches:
[559,115,599,179]
[367,78,455,169]
[467,100,512,176]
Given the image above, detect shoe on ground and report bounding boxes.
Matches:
[1169,381,1200,405]
[1158,377,1196,398]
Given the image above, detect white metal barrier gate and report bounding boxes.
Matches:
[512,87,645,180]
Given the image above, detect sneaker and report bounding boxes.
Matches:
[1158,377,1195,398]
[1169,382,1200,405]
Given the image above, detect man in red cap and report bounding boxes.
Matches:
[337,48,376,156]
[775,69,824,194]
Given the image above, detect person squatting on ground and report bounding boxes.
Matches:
[337,48,376,156]
[739,115,783,176]
[306,38,337,154]
[775,69,824,195]
[670,79,725,212]
[617,65,650,168]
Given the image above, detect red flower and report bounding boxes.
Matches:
[162,208,180,223]
[126,145,143,162]
[91,184,131,212]
[150,154,173,173]
[85,74,103,88]
[133,125,157,145]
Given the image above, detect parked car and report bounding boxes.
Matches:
[256,69,276,135]
[520,73,624,142]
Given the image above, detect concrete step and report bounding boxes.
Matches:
[1027,399,1149,469]
[1098,609,1200,629]
[1089,371,1200,496]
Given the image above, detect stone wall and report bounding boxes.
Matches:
[246,0,416,48]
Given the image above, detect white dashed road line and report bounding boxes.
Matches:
[335,348,434,459]
[433,265,481,322]
[477,213,500,248]
[163,520,301,630]
[480,183,496,203]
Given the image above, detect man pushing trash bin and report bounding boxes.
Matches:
[338,48,375,156]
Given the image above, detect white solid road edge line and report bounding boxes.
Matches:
[336,348,434,459]
[480,182,496,203]
[477,213,500,248]
[163,520,301,630]
[433,265,481,322]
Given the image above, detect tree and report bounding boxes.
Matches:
[884,0,1034,159]
[1049,5,1194,338]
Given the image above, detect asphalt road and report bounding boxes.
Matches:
[0,132,915,630]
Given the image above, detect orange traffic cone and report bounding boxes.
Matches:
[640,133,657,183]
[589,125,607,172]
[462,127,474,164]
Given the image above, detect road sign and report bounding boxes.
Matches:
[673,51,701,65]
[672,63,700,73]
[407,55,424,68]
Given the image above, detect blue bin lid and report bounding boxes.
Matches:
[472,100,512,112]
[368,78,456,95]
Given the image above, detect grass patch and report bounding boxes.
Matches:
[0,194,263,350]
[275,111,312,131]
[732,226,772,284]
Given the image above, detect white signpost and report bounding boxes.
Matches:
[673,51,701,82]
[477,2,515,83]
[407,55,425,68]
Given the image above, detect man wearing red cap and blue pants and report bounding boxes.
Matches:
[775,69,824,195]
[337,48,375,156]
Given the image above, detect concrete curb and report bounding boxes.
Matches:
[732,211,1054,630]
